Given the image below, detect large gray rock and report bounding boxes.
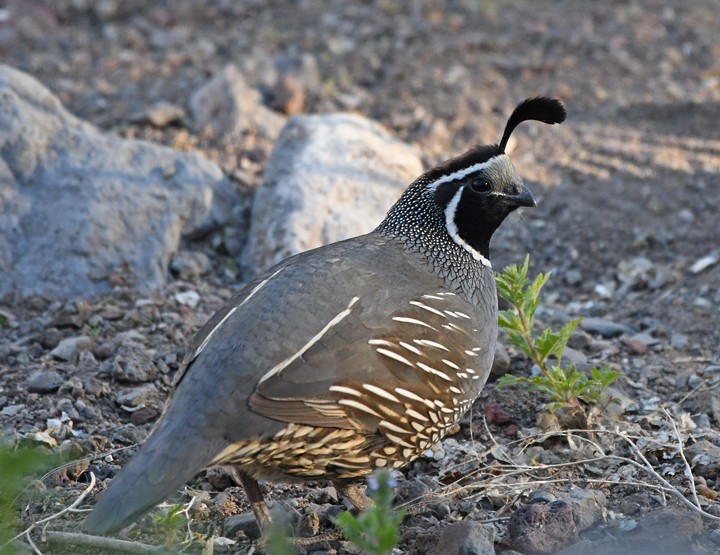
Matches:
[0,65,236,298]
[242,112,423,275]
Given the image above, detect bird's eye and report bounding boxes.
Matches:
[470,178,491,193]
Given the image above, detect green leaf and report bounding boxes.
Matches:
[552,318,582,365]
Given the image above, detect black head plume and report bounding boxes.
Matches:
[498,97,566,153]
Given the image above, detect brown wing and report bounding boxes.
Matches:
[249,290,493,440]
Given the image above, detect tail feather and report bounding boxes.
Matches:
[83,418,223,534]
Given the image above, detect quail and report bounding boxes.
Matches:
[84,97,566,535]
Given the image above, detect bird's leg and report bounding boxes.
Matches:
[338,483,374,512]
[229,468,273,532]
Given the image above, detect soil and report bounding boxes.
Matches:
[1,1,719,554]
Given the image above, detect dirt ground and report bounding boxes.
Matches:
[1,1,719,554]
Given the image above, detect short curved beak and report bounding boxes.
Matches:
[507,184,536,208]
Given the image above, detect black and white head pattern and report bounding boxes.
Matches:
[379,97,565,268]
[427,147,535,267]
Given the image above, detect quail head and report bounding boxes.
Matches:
[84,97,566,535]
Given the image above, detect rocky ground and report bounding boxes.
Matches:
[1,1,720,554]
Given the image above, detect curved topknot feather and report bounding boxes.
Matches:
[498,97,566,153]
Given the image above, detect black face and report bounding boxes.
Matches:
[432,155,535,260]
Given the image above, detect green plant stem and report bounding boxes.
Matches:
[514,302,550,379]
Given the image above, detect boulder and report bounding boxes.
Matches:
[0,64,236,298]
[242,112,423,275]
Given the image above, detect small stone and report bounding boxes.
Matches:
[490,343,510,380]
[620,500,641,515]
[508,500,578,554]
[557,346,588,368]
[190,64,285,143]
[213,537,236,553]
[617,256,653,287]
[686,440,720,479]
[593,282,615,299]
[39,328,62,349]
[28,370,64,393]
[169,251,211,279]
[1,404,24,417]
[567,330,591,350]
[483,402,513,425]
[115,384,159,407]
[433,521,495,555]
[671,333,689,349]
[271,75,305,115]
[111,350,158,383]
[130,406,159,425]
[206,467,235,490]
[564,269,582,285]
[396,477,431,504]
[623,338,647,355]
[139,101,185,128]
[309,486,338,504]
[50,335,95,361]
[223,512,260,540]
[562,487,606,531]
[580,318,633,338]
[174,290,200,308]
[77,350,98,371]
[689,251,719,274]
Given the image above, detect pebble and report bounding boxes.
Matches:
[115,383,160,407]
[130,406,159,425]
[580,318,633,338]
[310,486,339,504]
[138,101,185,128]
[50,335,95,361]
[110,350,158,383]
[271,75,305,115]
[1,404,24,417]
[28,370,64,393]
[174,290,200,308]
[489,343,510,380]
[562,487,607,531]
[568,329,592,350]
[686,440,720,479]
[620,500,640,515]
[689,251,719,274]
[223,511,260,539]
[508,500,577,554]
[617,256,653,287]
[623,338,647,355]
[170,251,211,279]
[433,521,495,555]
[670,332,689,349]
[564,269,582,285]
[483,402,513,425]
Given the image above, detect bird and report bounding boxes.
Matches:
[84,97,566,536]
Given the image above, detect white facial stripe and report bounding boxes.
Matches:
[426,157,503,192]
[444,188,492,268]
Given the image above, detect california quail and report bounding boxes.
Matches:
[84,97,566,535]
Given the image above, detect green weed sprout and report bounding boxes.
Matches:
[495,256,621,411]
[335,470,404,554]
[0,442,57,555]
